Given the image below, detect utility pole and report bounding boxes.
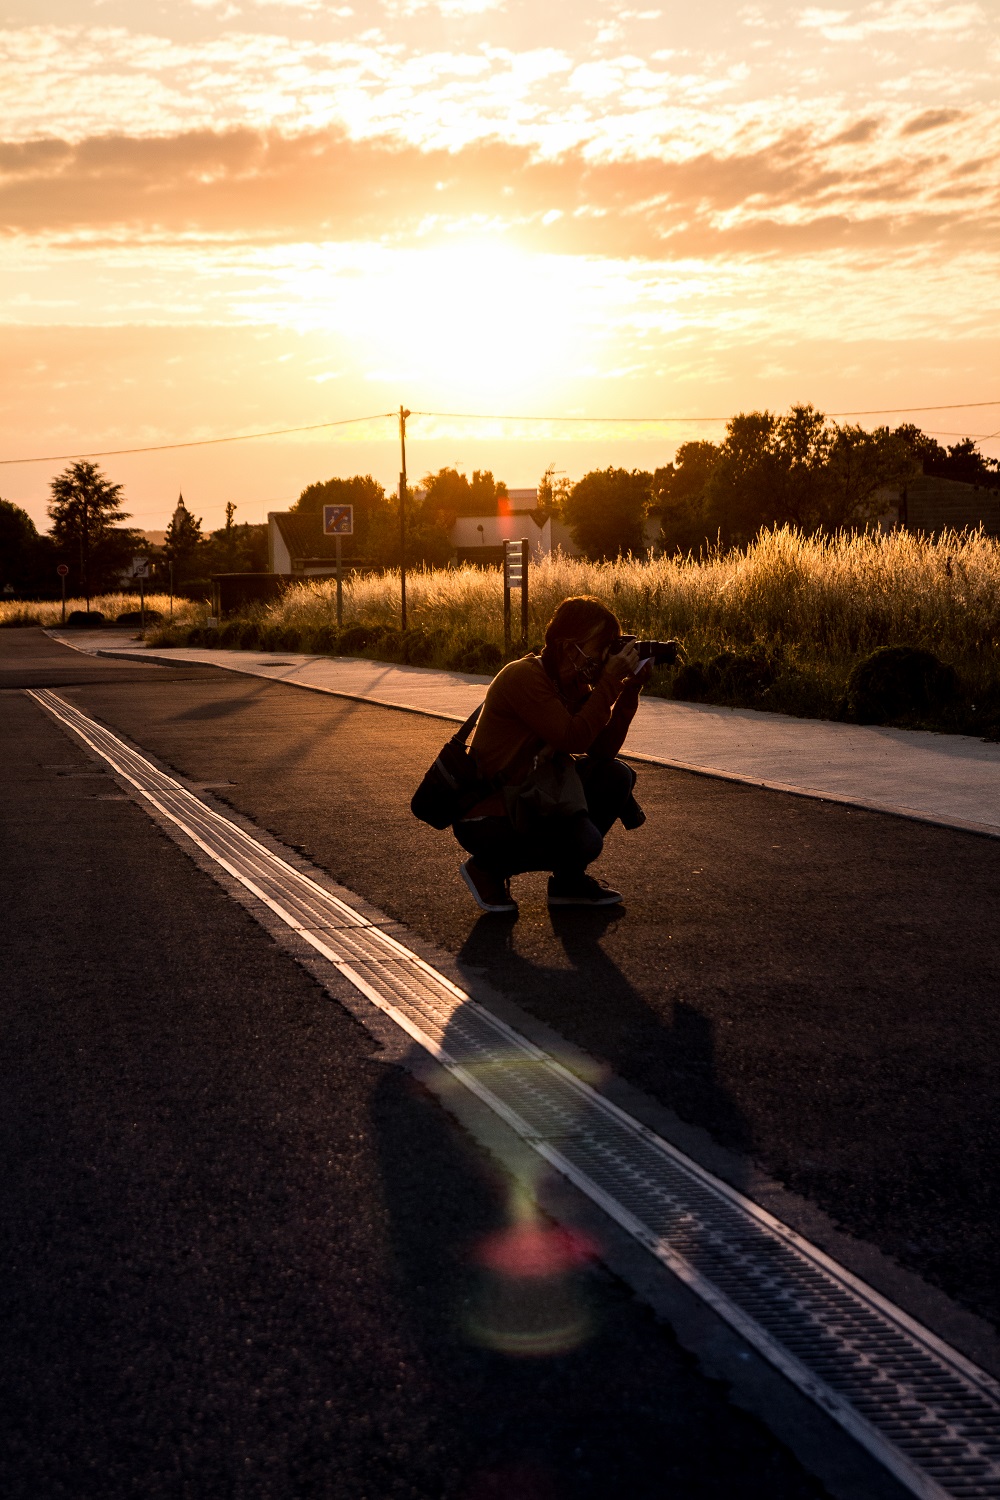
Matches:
[398,405,410,630]
[224,501,236,571]
[79,491,90,613]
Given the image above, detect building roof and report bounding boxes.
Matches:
[270,511,349,561]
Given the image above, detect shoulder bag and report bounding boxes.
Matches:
[410,705,495,829]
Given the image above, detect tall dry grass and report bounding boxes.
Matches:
[141,526,1000,729]
[0,593,199,628]
[268,525,1000,669]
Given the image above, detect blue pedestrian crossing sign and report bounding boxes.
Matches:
[323,504,354,536]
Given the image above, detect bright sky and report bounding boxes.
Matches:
[2,0,998,533]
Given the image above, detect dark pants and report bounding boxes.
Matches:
[455,757,636,881]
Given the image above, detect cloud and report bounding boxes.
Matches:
[382,0,503,12]
[900,108,965,135]
[830,117,881,144]
[1,115,997,262]
[798,0,986,41]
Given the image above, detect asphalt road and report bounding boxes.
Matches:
[39,634,999,1332]
[2,627,833,1498]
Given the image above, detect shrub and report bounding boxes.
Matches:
[257,624,286,651]
[400,628,440,666]
[845,646,958,725]
[706,651,776,699]
[218,620,243,647]
[448,638,504,674]
[114,609,163,626]
[308,623,340,653]
[66,610,105,628]
[338,623,379,655]
[671,663,708,702]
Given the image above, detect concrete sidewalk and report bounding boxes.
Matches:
[49,628,1000,837]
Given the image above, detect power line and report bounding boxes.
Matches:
[822,401,1000,417]
[414,402,1000,422]
[0,412,395,467]
[3,400,1000,467]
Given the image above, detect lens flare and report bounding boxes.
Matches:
[464,1185,599,1357]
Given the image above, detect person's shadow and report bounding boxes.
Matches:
[455,906,752,1155]
[366,908,763,1499]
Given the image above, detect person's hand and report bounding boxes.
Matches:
[618,656,653,695]
[633,657,654,691]
[604,639,640,684]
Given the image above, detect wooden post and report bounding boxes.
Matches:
[399,405,410,631]
[503,543,512,655]
[336,535,343,628]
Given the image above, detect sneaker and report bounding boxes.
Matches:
[460,859,518,914]
[547,874,623,907]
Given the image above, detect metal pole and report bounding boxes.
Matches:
[520,537,529,645]
[169,560,174,620]
[399,405,410,631]
[82,492,90,613]
[139,573,145,635]
[336,535,343,628]
[60,572,66,625]
[503,541,512,655]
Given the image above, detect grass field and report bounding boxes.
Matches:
[18,528,999,734]
[0,593,199,628]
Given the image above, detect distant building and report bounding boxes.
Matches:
[450,488,581,564]
[875,470,1000,537]
[268,511,352,577]
[267,490,582,576]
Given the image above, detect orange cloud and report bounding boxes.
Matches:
[1,117,997,261]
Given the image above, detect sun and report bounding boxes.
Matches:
[294,238,595,407]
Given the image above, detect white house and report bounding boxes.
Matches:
[451,489,581,563]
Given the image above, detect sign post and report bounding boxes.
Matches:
[503,538,530,655]
[56,563,69,624]
[322,504,354,628]
[399,406,410,632]
[131,556,151,633]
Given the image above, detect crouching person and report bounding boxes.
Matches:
[455,595,651,915]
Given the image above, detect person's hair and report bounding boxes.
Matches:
[543,596,621,654]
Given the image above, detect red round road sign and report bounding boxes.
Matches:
[56,564,69,576]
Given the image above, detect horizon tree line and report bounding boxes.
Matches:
[2,407,997,598]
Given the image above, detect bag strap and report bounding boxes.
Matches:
[453,703,484,744]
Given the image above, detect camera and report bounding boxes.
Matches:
[613,635,683,668]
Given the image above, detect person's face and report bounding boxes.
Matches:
[562,627,611,684]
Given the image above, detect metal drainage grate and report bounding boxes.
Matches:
[31,686,1000,1500]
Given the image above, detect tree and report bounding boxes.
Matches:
[47,461,136,606]
[700,410,787,546]
[695,405,917,545]
[893,427,998,485]
[163,495,204,585]
[419,468,508,522]
[292,473,393,560]
[820,425,914,530]
[652,442,719,552]
[562,468,653,559]
[537,465,571,521]
[201,513,269,575]
[0,500,54,598]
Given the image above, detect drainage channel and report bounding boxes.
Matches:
[30,685,1000,1500]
